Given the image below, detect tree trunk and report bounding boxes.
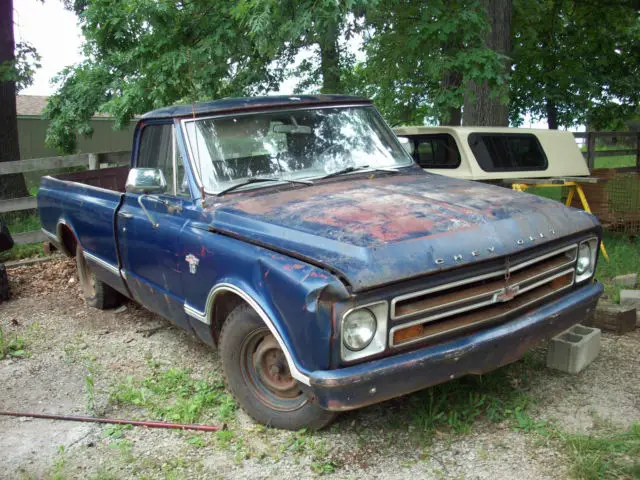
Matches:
[546,99,559,129]
[463,0,512,126]
[0,0,28,200]
[440,70,462,126]
[319,20,341,94]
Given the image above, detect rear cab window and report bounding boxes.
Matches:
[468,133,548,172]
[412,134,461,169]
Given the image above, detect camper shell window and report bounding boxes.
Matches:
[468,133,548,172]
[412,134,461,169]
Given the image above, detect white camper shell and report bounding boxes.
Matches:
[393,126,589,181]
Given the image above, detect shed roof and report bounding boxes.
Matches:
[16,95,48,117]
[140,95,371,120]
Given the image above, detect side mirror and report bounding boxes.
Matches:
[398,136,415,155]
[125,168,167,194]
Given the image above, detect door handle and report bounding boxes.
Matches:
[118,212,134,219]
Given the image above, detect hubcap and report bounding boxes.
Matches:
[240,329,306,412]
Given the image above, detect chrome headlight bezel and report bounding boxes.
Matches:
[575,237,598,283]
[341,301,388,362]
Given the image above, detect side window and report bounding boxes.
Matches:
[468,133,548,172]
[175,140,190,198]
[138,124,175,194]
[414,134,461,169]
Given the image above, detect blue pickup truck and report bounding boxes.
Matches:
[38,95,603,430]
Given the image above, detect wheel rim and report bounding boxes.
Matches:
[77,251,96,298]
[240,329,307,412]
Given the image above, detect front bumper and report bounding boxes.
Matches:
[309,281,603,411]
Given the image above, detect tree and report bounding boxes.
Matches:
[231,0,372,94]
[510,0,640,129]
[343,0,509,127]
[46,0,280,153]
[462,0,512,126]
[0,0,38,200]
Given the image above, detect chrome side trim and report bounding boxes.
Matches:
[205,283,311,386]
[41,228,59,243]
[391,243,578,320]
[184,302,208,324]
[389,273,576,348]
[83,251,120,276]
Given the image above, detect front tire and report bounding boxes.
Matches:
[219,303,337,430]
[75,246,123,310]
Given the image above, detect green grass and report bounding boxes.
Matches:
[595,232,640,302]
[595,155,636,169]
[6,214,40,234]
[559,423,640,480]
[0,325,26,360]
[0,242,46,263]
[109,364,237,424]
[401,355,544,442]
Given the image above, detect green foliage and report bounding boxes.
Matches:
[0,326,26,359]
[510,0,640,128]
[232,0,373,94]
[110,366,236,424]
[47,0,280,153]
[595,232,640,303]
[398,354,544,442]
[0,42,41,93]
[0,242,46,263]
[559,423,640,480]
[344,0,508,126]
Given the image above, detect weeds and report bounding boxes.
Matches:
[110,365,236,424]
[0,326,26,359]
[559,423,640,480]
[85,361,97,415]
[407,366,534,441]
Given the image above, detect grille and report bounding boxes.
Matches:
[390,244,578,348]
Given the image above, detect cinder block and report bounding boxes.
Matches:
[613,273,638,288]
[620,290,640,310]
[546,324,601,374]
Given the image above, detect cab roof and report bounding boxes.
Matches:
[140,95,371,120]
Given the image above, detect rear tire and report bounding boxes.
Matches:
[75,246,123,310]
[0,264,9,303]
[219,303,337,431]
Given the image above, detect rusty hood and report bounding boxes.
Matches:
[202,169,599,292]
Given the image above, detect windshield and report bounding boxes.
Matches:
[183,106,413,193]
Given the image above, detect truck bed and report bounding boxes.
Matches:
[38,166,130,297]
[53,165,130,192]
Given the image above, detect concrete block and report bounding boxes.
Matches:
[620,289,640,310]
[612,273,638,288]
[546,324,601,374]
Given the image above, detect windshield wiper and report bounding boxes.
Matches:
[216,177,313,196]
[320,165,402,180]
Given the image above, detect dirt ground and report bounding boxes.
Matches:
[1,259,639,479]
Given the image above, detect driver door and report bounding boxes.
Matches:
[117,122,191,329]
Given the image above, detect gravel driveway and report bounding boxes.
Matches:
[1,259,638,479]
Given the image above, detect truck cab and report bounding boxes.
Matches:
[38,96,603,430]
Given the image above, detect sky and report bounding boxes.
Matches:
[14,0,84,96]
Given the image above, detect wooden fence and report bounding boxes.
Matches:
[0,151,130,244]
[573,131,640,171]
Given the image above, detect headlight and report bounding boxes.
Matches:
[576,243,592,275]
[343,308,377,351]
[576,238,598,282]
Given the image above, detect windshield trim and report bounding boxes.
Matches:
[179,104,414,195]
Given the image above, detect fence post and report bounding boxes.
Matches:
[88,153,99,170]
[587,132,596,171]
